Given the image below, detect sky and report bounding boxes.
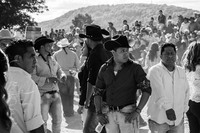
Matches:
[31,0,200,22]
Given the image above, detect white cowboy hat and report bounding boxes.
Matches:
[56,38,70,47]
[0,29,14,40]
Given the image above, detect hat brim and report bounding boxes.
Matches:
[0,37,14,40]
[79,29,109,39]
[79,34,88,39]
[101,29,109,36]
[57,43,70,48]
[79,33,104,41]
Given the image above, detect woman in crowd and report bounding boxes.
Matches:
[184,42,200,133]
[0,49,23,133]
[0,49,12,133]
[144,42,160,72]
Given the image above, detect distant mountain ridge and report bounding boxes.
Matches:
[38,3,197,33]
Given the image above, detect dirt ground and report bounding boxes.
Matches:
[47,90,190,133]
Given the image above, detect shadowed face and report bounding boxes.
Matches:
[18,47,37,74]
[160,46,176,67]
[113,47,129,64]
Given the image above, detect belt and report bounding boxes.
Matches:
[109,103,136,111]
[45,90,58,95]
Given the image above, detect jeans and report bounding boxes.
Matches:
[148,119,184,133]
[105,111,139,133]
[41,92,62,133]
[186,100,200,133]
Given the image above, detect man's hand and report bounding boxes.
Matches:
[166,108,176,121]
[97,113,109,125]
[60,76,67,83]
[77,106,84,114]
[124,111,139,123]
[48,77,59,84]
[84,99,90,109]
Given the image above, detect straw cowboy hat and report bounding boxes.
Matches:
[0,29,14,40]
[56,38,71,48]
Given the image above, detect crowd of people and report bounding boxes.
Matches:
[0,9,200,133]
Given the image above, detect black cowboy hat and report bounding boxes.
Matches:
[104,35,130,51]
[34,36,54,50]
[79,24,109,41]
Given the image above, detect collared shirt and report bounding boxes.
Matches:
[95,58,150,106]
[32,55,65,94]
[147,62,189,126]
[186,65,200,103]
[53,48,80,75]
[6,67,44,133]
[87,44,111,85]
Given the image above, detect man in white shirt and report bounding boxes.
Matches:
[147,43,189,133]
[53,38,80,117]
[5,40,44,133]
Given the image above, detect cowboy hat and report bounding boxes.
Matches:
[104,35,130,51]
[34,36,54,50]
[0,29,14,40]
[56,38,70,47]
[79,24,109,41]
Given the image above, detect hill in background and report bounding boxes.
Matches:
[38,3,197,33]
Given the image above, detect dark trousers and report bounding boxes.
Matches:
[58,75,75,117]
[186,100,200,133]
[83,107,97,133]
[83,102,106,133]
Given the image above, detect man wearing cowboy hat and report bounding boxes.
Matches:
[32,36,66,133]
[0,29,15,51]
[79,24,111,133]
[94,35,151,133]
[53,38,80,117]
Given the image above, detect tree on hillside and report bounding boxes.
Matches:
[0,0,48,30]
[72,13,93,30]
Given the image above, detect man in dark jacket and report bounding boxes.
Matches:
[79,24,111,133]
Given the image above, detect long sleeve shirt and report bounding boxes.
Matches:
[53,48,80,76]
[95,58,151,106]
[32,55,65,94]
[6,67,44,133]
[147,62,189,126]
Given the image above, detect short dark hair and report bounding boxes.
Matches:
[5,40,34,65]
[123,20,127,23]
[160,43,176,55]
